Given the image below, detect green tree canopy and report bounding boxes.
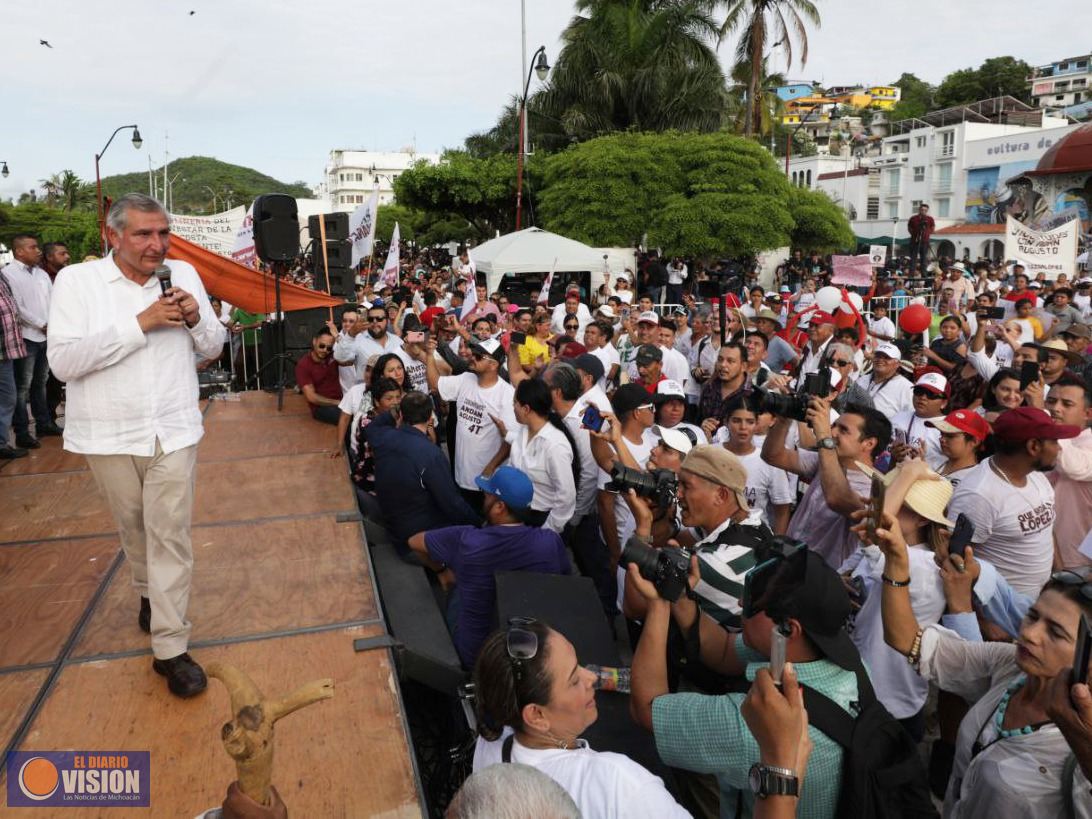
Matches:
[0,203,99,259]
[889,72,934,121]
[934,56,1032,108]
[785,186,854,252]
[538,131,828,258]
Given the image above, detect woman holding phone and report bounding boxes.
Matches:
[865,509,1092,818]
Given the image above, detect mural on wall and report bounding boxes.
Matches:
[1055,189,1090,223]
[964,162,1040,224]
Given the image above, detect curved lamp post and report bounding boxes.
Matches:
[514,47,549,231]
[95,125,142,253]
[1,161,9,178]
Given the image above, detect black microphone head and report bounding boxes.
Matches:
[154,264,172,284]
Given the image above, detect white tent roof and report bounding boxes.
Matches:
[472,228,607,291]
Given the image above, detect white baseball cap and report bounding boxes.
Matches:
[654,379,686,401]
[914,371,949,396]
[874,342,902,360]
[652,425,697,454]
[637,310,660,324]
[596,304,616,319]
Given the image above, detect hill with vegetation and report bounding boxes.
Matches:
[100,156,312,214]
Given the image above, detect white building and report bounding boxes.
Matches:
[785,99,1075,259]
[1029,55,1092,110]
[318,149,441,213]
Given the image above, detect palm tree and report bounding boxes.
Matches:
[536,0,731,141]
[58,170,90,213]
[39,173,62,207]
[720,0,821,137]
[728,58,786,138]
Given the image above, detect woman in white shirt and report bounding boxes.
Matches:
[869,510,1092,819]
[472,619,691,819]
[504,378,579,533]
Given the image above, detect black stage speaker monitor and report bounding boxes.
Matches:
[308,212,349,242]
[316,266,352,300]
[253,194,299,263]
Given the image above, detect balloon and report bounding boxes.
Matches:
[816,286,842,313]
[834,310,857,329]
[839,291,864,314]
[899,303,932,334]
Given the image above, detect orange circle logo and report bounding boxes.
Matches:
[18,757,59,800]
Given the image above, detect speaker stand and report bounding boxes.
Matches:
[252,261,292,411]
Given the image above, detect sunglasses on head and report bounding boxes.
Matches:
[506,616,539,682]
[1051,568,1092,602]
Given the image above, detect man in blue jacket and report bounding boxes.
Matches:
[364,391,481,558]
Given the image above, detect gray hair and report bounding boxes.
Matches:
[106,193,169,233]
[446,764,580,819]
[827,342,856,364]
[692,304,713,320]
[543,362,582,402]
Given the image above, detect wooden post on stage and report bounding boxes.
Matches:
[206,662,334,809]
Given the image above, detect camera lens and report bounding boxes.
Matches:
[620,539,662,581]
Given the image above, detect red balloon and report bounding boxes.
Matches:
[899,304,932,334]
[834,310,857,329]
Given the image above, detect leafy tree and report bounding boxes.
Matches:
[720,0,821,136]
[393,151,537,238]
[785,186,853,252]
[934,67,982,109]
[889,72,934,121]
[535,0,731,142]
[539,131,801,258]
[0,202,99,259]
[934,56,1032,109]
[728,58,785,138]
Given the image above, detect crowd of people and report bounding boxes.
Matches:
[285,243,1092,818]
[6,207,1092,818]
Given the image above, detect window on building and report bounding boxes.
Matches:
[805,170,812,186]
[1074,79,1086,87]
[915,136,927,148]
[792,172,797,185]
[887,202,899,219]
[1056,94,1066,101]
[937,162,953,189]
[937,199,950,217]
[913,166,925,181]
[939,131,955,156]
[867,197,880,219]
[911,200,922,211]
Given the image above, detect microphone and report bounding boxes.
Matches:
[155,264,172,296]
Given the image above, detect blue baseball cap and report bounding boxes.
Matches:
[475,466,534,510]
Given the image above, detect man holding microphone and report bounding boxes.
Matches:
[48,193,225,698]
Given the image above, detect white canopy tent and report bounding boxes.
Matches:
[471,227,609,297]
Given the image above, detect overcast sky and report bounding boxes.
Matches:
[3,0,1086,203]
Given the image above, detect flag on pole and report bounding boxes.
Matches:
[537,258,558,305]
[460,245,478,319]
[381,222,400,289]
[349,185,380,267]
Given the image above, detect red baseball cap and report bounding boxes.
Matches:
[810,310,835,326]
[991,407,1082,444]
[927,409,990,442]
[559,341,587,359]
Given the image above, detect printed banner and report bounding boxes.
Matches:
[1004,216,1079,280]
[830,254,874,286]
[349,186,379,267]
[231,203,256,269]
[381,222,400,289]
[868,245,888,267]
[168,207,246,256]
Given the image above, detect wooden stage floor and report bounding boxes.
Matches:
[0,391,422,817]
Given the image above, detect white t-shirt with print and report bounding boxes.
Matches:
[948,458,1056,598]
[590,343,621,392]
[437,373,518,491]
[736,448,794,529]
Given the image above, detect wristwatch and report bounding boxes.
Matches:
[748,763,799,798]
[817,436,836,450]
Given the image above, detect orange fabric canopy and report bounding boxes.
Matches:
[166,234,342,313]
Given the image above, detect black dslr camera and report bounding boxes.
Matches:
[621,539,692,602]
[605,463,678,510]
[758,366,833,422]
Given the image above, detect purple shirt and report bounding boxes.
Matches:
[426,524,570,667]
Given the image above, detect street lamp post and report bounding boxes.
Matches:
[95,125,142,253]
[203,185,219,213]
[891,215,899,262]
[1,161,9,178]
[514,47,549,231]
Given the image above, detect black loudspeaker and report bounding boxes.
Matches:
[308,212,349,242]
[316,239,352,267]
[252,194,299,263]
[315,266,352,300]
[269,307,330,351]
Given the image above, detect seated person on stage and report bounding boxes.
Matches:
[364,391,480,557]
[408,466,570,669]
[294,327,342,424]
[630,545,863,819]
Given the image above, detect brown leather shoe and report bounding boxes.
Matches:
[152,653,207,698]
[138,597,151,633]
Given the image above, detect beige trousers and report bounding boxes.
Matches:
[86,440,198,660]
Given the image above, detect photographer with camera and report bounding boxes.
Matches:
[763,392,892,570]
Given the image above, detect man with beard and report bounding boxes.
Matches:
[295,328,343,423]
[948,407,1081,598]
[333,303,405,386]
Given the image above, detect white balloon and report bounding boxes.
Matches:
[840,291,864,313]
[816,286,842,313]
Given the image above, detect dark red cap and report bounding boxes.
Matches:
[810,310,835,325]
[992,407,1082,443]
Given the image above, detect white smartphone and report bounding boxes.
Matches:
[769,625,787,686]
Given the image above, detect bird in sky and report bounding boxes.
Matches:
[189,10,196,15]
[40,39,53,48]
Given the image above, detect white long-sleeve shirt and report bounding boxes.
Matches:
[507,421,577,533]
[47,256,225,456]
[1,261,52,342]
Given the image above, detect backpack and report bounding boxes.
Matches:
[802,664,938,819]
